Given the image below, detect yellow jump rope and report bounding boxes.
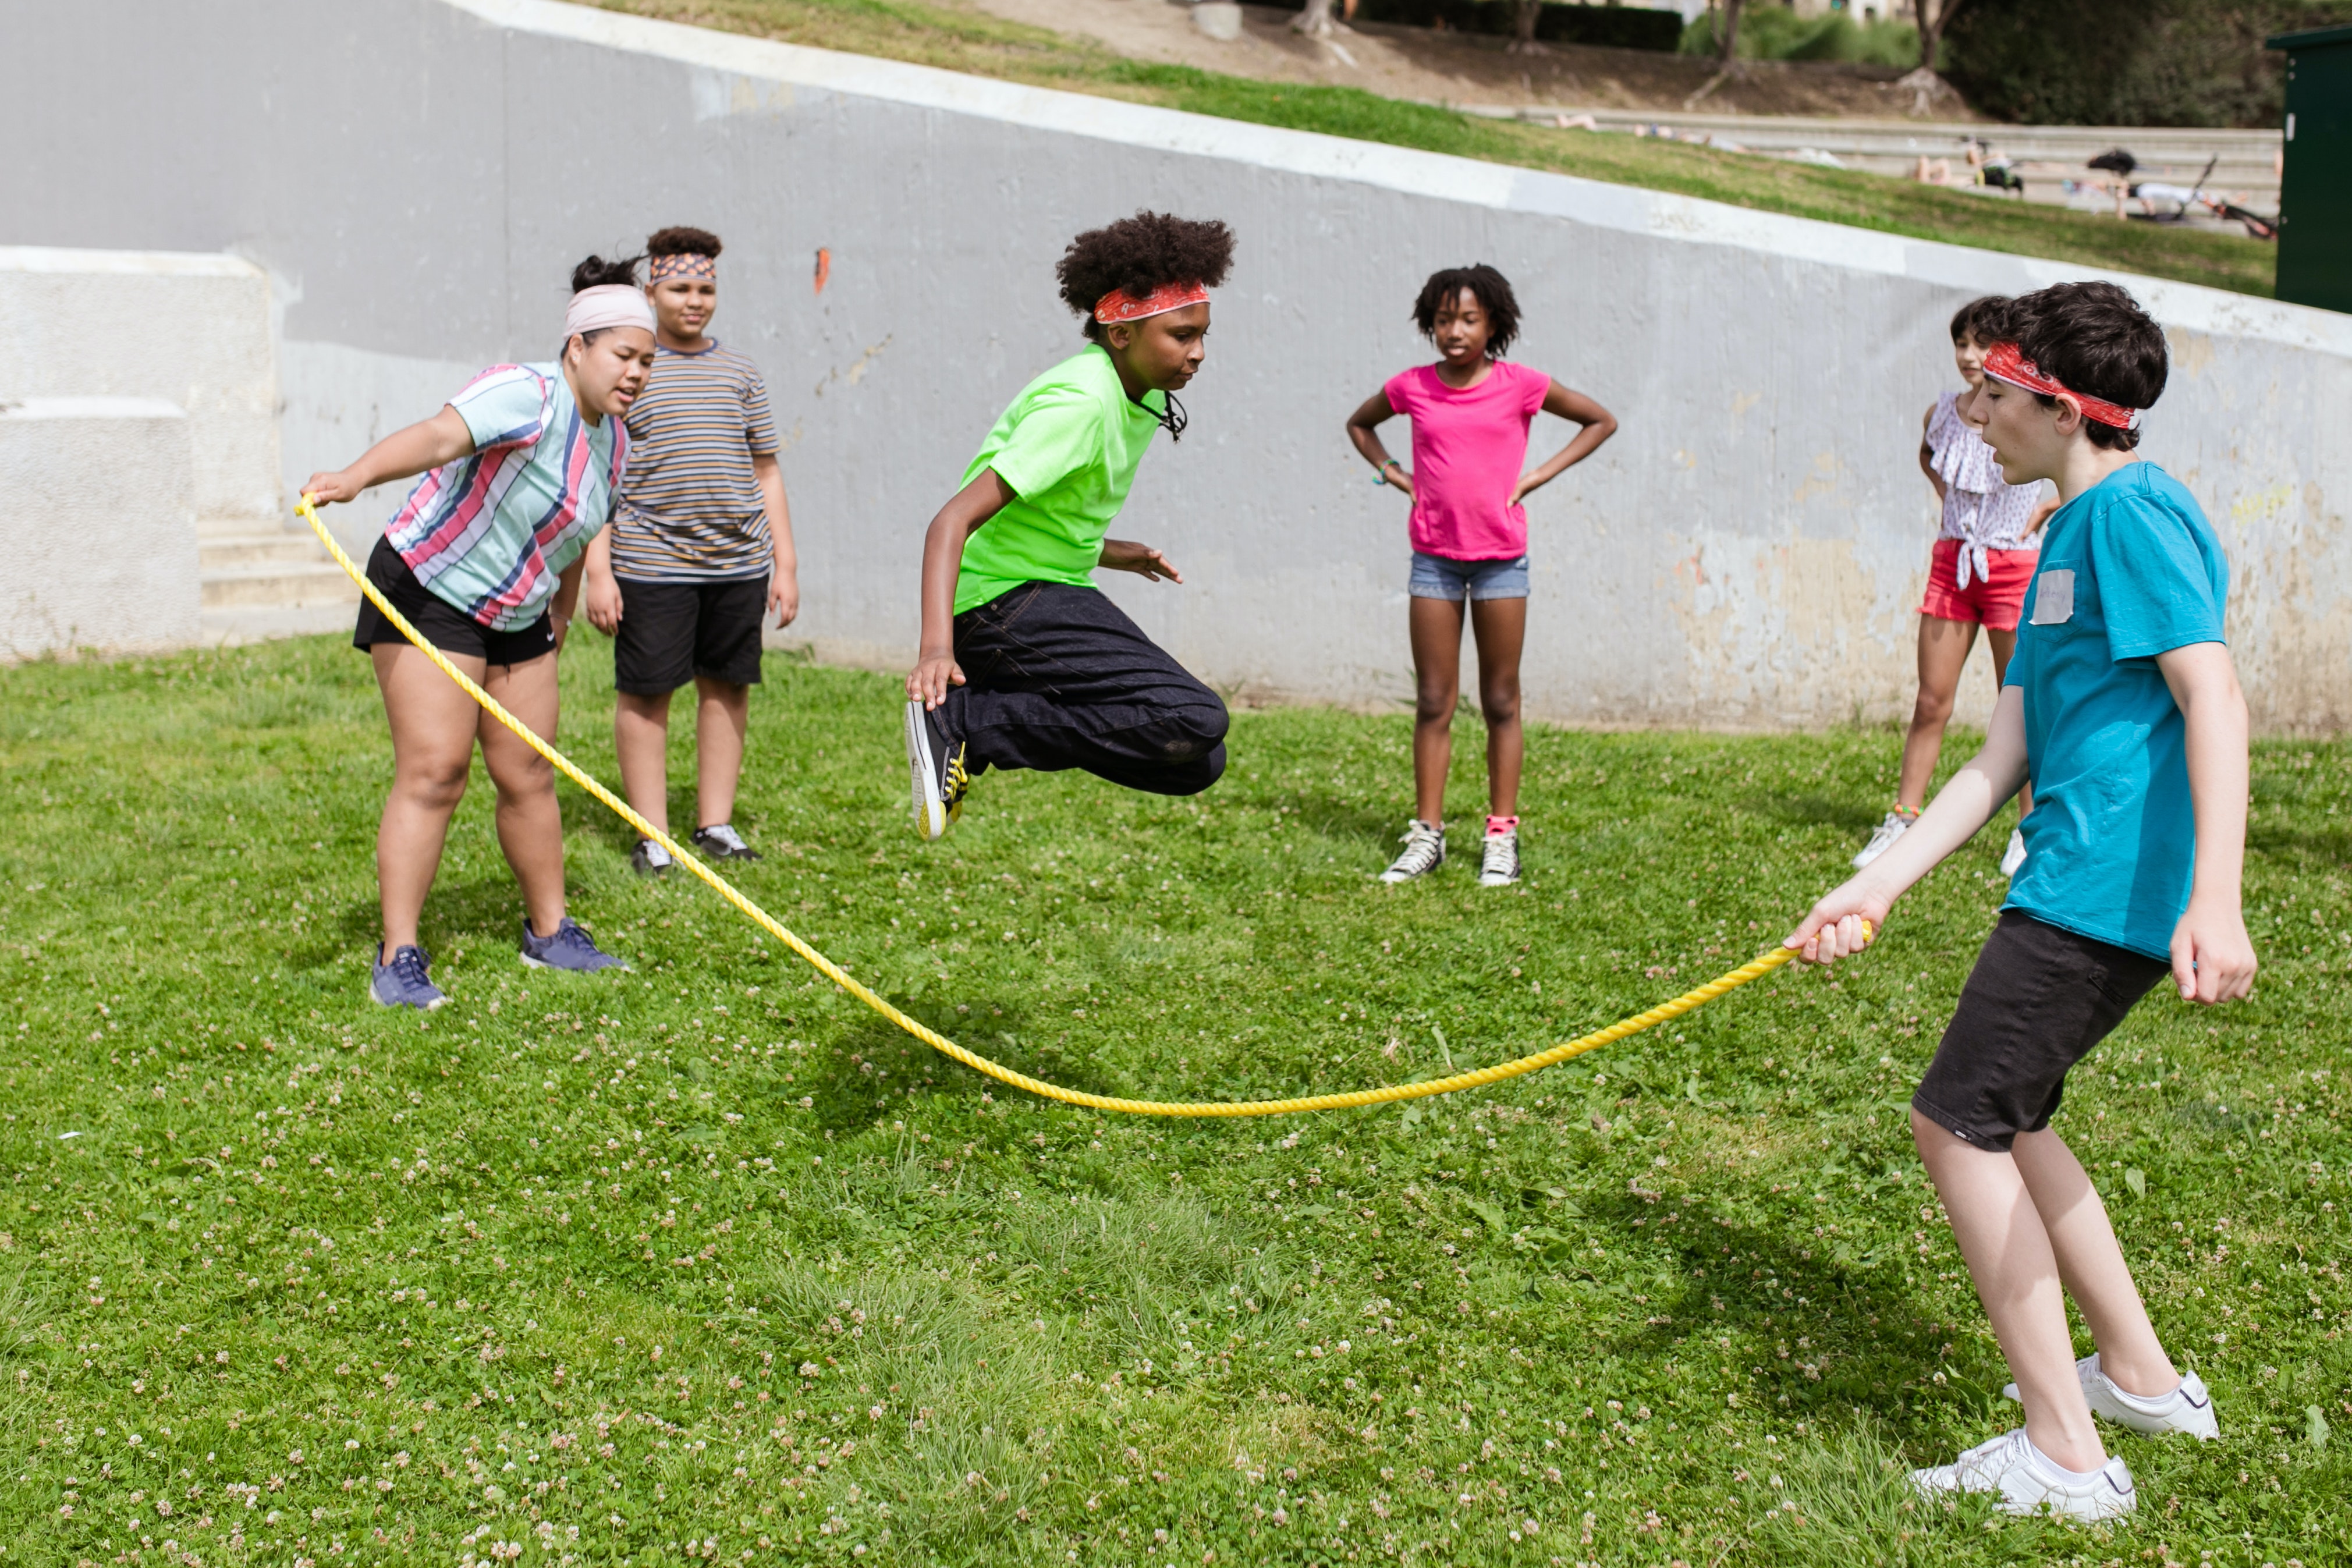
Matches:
[300,497,1849,1118]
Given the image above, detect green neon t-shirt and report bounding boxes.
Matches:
[953,346,1166,615]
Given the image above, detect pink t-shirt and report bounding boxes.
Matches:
[1383,360,1551,560]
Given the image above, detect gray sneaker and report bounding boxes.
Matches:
[519,916,629,974]
[370,943,448,1010]
[2002,1354,2219,1441]
[692,824,761,862]
[1477,829,1521,888]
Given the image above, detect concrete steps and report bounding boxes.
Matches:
[196,515,360,644]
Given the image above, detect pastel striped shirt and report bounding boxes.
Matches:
[385,363,627,630]
[609,340,780,581]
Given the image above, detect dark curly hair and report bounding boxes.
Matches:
[1056,212,1236,344]
[1978,281,2165,452]
[570,253,642,293]
[646,225,722,260]
[1949,294,2007,345]
[1412,265,1521,359]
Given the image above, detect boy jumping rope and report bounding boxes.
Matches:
[1790,282,2253,1520]
[583,225,799,875]
[904,211,1236,838]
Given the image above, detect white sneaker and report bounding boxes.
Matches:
[1910,1427,2135,1521]
[2000,826,2028,878]
[1853,810,1911,870]
[1478,829,1520,888]
[1380,820,1445,883]
[2002,1354,2219,1441]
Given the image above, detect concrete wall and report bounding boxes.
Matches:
[0,398,198,658]
[3,0,2348,729]
[0,248,281,524]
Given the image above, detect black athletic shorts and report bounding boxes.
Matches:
[612,574,767,695]
[1911,910,2170,1152]
[353,536,556,666]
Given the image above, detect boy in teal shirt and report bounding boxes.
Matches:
[1789,282,2255,1521]
[903,212,1236,840]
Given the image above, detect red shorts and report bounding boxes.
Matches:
[1919,538,2036,631]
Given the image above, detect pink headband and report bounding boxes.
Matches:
[562,284,655,342]
[650,252,716,282]
[1982,339,2142,431]
[1094,281,1209,325]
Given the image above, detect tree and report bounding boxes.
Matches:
[1716,0,1747,63]
[1510,0,1544,53]
[1292,0,1361,37]
[1913,0,1970,72]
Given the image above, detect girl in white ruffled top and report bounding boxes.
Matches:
[1855,296,2056,875]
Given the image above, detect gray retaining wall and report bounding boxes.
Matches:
[3,0,2347,729]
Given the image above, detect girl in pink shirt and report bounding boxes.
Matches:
[1346,264,1616,887]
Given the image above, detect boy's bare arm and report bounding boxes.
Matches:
[906,469,1016,708]
[753,452,799,628]
[581,530,622,635]
[301,406,474,503]
[1786,686,2031,963]
[2156,641,2256,1003]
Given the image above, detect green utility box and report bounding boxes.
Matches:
[2268,24,2352,313]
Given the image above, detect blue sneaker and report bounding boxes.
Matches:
[371,944,448,1010]
[519,916,629,974]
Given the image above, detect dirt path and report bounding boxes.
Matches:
[962,0,1985,119]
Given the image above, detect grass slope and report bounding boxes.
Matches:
[1,637,2347,1567]
[597,0,2280,299]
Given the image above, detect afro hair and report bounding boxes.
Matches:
[1056,212,1235,343]
[646,225,723,260]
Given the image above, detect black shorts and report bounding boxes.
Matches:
[612,574,767,695]
[1912,910,2170,1152]
[353,537,556,665]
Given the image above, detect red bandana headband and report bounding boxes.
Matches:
[650,252,716,283]
[1094,280,1209,325]
[1982,339,2141,431]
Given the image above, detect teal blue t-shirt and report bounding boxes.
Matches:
[2003,463,2229,960]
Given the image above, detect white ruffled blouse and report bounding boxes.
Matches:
[1928,389,2044,587]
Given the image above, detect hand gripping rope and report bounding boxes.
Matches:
[300,498,1858,1118]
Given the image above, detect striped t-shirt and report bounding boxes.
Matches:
[609,340,781,580]
[386,363,628,630]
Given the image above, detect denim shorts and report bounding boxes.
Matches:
[1408,551,1530,601]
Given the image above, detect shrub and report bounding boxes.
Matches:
[1679,9,1921,66]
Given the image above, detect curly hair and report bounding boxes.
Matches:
[1412,265,1520,358]
[1948,294,2008,345]
[646,225,722,260]
[1979,281,2165,452]
[1056,212,1236,343]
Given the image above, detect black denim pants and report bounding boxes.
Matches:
[941,581,1229,796]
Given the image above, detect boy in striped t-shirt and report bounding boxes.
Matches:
[584,226,800,875]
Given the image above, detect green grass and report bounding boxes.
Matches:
[597,0,2280,300]
[2,636,2348,1567]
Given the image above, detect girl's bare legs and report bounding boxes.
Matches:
[1985,626,2034,819]
[614,689,674,838]
[694,675,752,831]
[1470,597,1526,818]
[373,643,492,953]
[1913,1111,2179,1474]
[1896,615,1980,812]
[1407,595,1467,825]
[477,652,569,939]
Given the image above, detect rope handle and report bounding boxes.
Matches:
[300,497,1868,1117]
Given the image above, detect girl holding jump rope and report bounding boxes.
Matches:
[301,255,655,1010]
[1344,264,1616,887]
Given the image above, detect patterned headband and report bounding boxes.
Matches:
[1094,280,1209,325]
[650,252,717,283]
[1982,339,2142,431]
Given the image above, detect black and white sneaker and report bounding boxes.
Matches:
[692,824,761,862]
[630,838,672,878]
[904,700,971,842]
[1379,820,1445,883]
